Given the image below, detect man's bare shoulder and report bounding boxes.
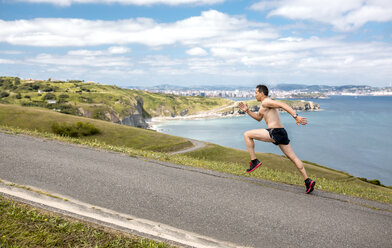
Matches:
[261,98,279,108]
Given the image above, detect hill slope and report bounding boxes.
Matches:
[0,104,192,152]
[0,77,232,128]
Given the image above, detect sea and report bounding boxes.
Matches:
[153,96,392,186]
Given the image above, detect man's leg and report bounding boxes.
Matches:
[244,129,275,160]
[278,144,308,180]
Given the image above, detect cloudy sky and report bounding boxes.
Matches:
[1,0,392,87]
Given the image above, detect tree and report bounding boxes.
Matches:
[15,77,21,85]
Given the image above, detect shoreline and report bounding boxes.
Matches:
[147,112,244,130]
[147,108,321,129]
[148,99,321,124]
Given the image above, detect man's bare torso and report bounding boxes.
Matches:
[259,99,284,129]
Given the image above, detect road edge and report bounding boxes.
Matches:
[0,180,246,248]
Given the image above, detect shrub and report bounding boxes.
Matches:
[58,104,76,115]
[42,87,54,92]
[16,93,22,99]
[358,177,385,187]
[59,94,69,99]
[14,77,21,85]
[42,93,56,100]
[58,94,70,103]
[51,122,101,137]
[0,92,9,98]
[31,84,40,90]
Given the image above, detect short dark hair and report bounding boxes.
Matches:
[256,84,268,96]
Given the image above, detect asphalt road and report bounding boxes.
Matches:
[170,138,206,155]
[1,132,391,248]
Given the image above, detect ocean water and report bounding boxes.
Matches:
[154,96,392,186]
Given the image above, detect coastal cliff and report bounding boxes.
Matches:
[76,97,149,128]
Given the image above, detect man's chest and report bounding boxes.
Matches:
[259,105,269,116]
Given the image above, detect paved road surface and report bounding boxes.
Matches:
[170,139,206,155]
[1,132,391,248]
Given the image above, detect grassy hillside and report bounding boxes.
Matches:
[0,104,192,152]
[184,143,352,181]
[0,76,232,122]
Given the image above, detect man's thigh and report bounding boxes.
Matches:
[245,129,275,143]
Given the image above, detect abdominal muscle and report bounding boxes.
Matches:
[262,108,284,129]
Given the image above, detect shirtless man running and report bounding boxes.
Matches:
[238,84,316,194]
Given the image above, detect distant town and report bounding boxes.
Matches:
[128,84,392,99]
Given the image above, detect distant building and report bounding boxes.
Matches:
[47,100,57,104]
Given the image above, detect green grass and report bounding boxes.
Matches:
[0,104,192,152]
[183,143,392,203]
[0,195,173,248]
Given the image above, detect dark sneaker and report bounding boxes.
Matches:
[305,178,316,194]
[246,159,262,173]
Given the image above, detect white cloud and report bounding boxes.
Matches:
[2,9,391,85]
[96,68,145,75]
[15,0,224,7]
[140,55,183,67]
[251,0,392,31]
[67,46,130,56]
[108,46,131,54]
[0,58,17,64]
[0,10,277,47]
[0,50,23,55]
[67,49,104,56]
[186,47,208,56]
[28,53,132,67]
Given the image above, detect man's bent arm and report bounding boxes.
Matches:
[246,109,263,122]
[238,102,263,121]
[262,99,308,125]
[263,99,296,117]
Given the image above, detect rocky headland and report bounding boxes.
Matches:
[149,100,320,125]
[221,100,320,116]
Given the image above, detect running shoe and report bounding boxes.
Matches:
[305,178,316,194]
[246,159,262,173]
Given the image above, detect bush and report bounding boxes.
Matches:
[358,177,384,187]
[0,92,9,98]
[59,94,69,99]
[16,93,22,99]
[14,77,21,85]
[31,84,40,90]
[42,87,54,92]
[42,93,56,100]
[58,104,76,115]
[51,122,101,137]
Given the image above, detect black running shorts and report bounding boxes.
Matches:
[267,128,290,145]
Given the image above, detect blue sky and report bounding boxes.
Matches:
[1,0,392,87]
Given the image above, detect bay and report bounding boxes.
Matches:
[153,96,392,186]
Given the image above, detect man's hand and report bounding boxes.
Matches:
[295,116,308,126]
[238,102,249,112]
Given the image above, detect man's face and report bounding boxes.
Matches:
[255,89,263,101]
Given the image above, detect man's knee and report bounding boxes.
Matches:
[244,131,251,139]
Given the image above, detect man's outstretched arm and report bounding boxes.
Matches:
[238,102,263,122]
[262,99,308,126]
